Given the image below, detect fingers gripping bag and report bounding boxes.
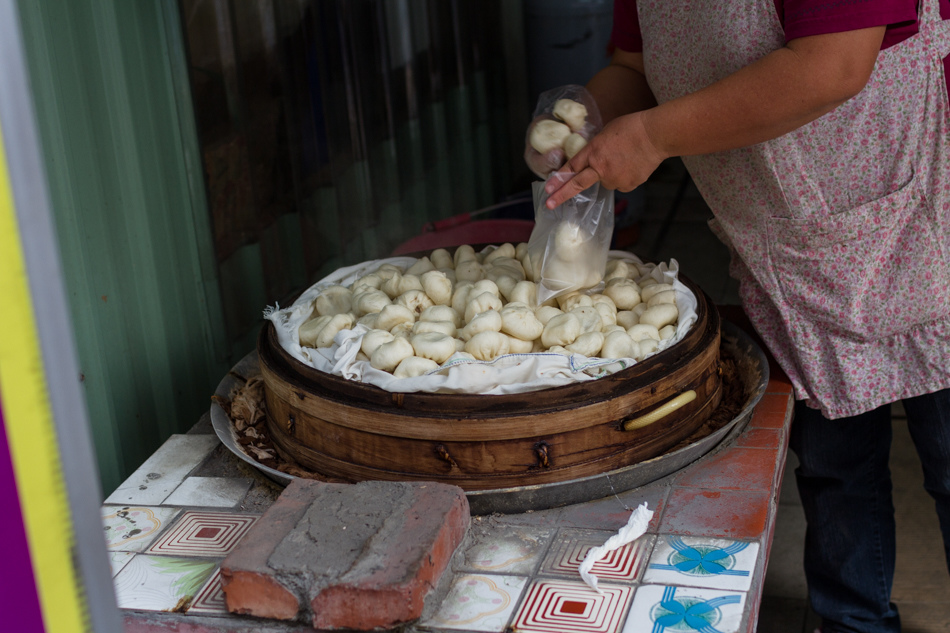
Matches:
[525,84,603,178]
[528,176,614,305]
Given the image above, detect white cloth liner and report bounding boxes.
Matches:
[579,502,654,593]
[264,250,698,395]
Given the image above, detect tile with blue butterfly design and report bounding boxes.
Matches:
[643,535,759,591]
[622,584,747,633]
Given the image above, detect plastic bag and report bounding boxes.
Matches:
[525,84,603,178]
[528,174,614,305]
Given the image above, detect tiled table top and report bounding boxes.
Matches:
[111,320,794,633]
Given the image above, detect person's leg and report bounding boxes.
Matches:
[901,388,950,575]
[789,401,900,633]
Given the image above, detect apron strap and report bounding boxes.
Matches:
[918,0,950,57]
[920,0,944,24]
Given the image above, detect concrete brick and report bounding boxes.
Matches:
[220,479,470,630]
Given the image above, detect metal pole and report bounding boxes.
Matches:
[0,1,123,631]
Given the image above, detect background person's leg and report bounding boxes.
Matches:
[790,401,899,633]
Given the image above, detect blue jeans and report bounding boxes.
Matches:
[789,389,950,633]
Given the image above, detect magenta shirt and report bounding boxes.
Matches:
[612,0,950,93]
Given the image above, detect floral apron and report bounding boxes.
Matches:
[637,0,950,418]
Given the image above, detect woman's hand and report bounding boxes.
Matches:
[544,111,666,209]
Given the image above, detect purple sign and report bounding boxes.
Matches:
[0,391,47,632]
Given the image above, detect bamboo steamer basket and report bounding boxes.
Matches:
[259,276,722,491]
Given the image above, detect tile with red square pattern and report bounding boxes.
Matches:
[539,529,653,583]
[146,511,258,557]
[659,488,772,540]
[512,579,632,633]
[187,568,227,615]
[673,447,780,492]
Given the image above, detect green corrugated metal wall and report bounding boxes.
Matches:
[15,0,230,494]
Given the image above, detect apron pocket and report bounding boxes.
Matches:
[767,177,950,341]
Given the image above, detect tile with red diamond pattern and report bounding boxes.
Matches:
[539,528,653,583]
[146,511,257,557]
[511,579,632,633]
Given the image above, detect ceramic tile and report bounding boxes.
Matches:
[102,506,181,552]
[553,497,639,532]
[105,435,220,505]
[187,568,227,615]
[622,584,747,633]
[660,488,771,540]
[734,427,782,450]
[489,505,565,528]
[644,536,759,591]
[749,393,792,429]
[540,529,653,583]
[109,551,135,577]
[673,447,778,492]
[420,574,527,632]
[146,511,257,557]
[162,476,251,508]
[112,554,217,612]
[766,375,794,395]
[557,488,668,532]
[459,526,554,575]
[511,579,632,633]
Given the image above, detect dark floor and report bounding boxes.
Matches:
[638,159,950,633]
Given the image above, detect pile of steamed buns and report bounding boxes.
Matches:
[297,243,682,380]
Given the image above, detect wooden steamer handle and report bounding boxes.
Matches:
[622,390,697,431]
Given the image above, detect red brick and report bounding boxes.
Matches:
[222,571,298,620]
[219,479,322,619]
[220,479,469,630]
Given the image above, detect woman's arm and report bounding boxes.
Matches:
[585,48,657,125]
[545,26,886,208]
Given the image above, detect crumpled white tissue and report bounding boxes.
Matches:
[579,502,654,593]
